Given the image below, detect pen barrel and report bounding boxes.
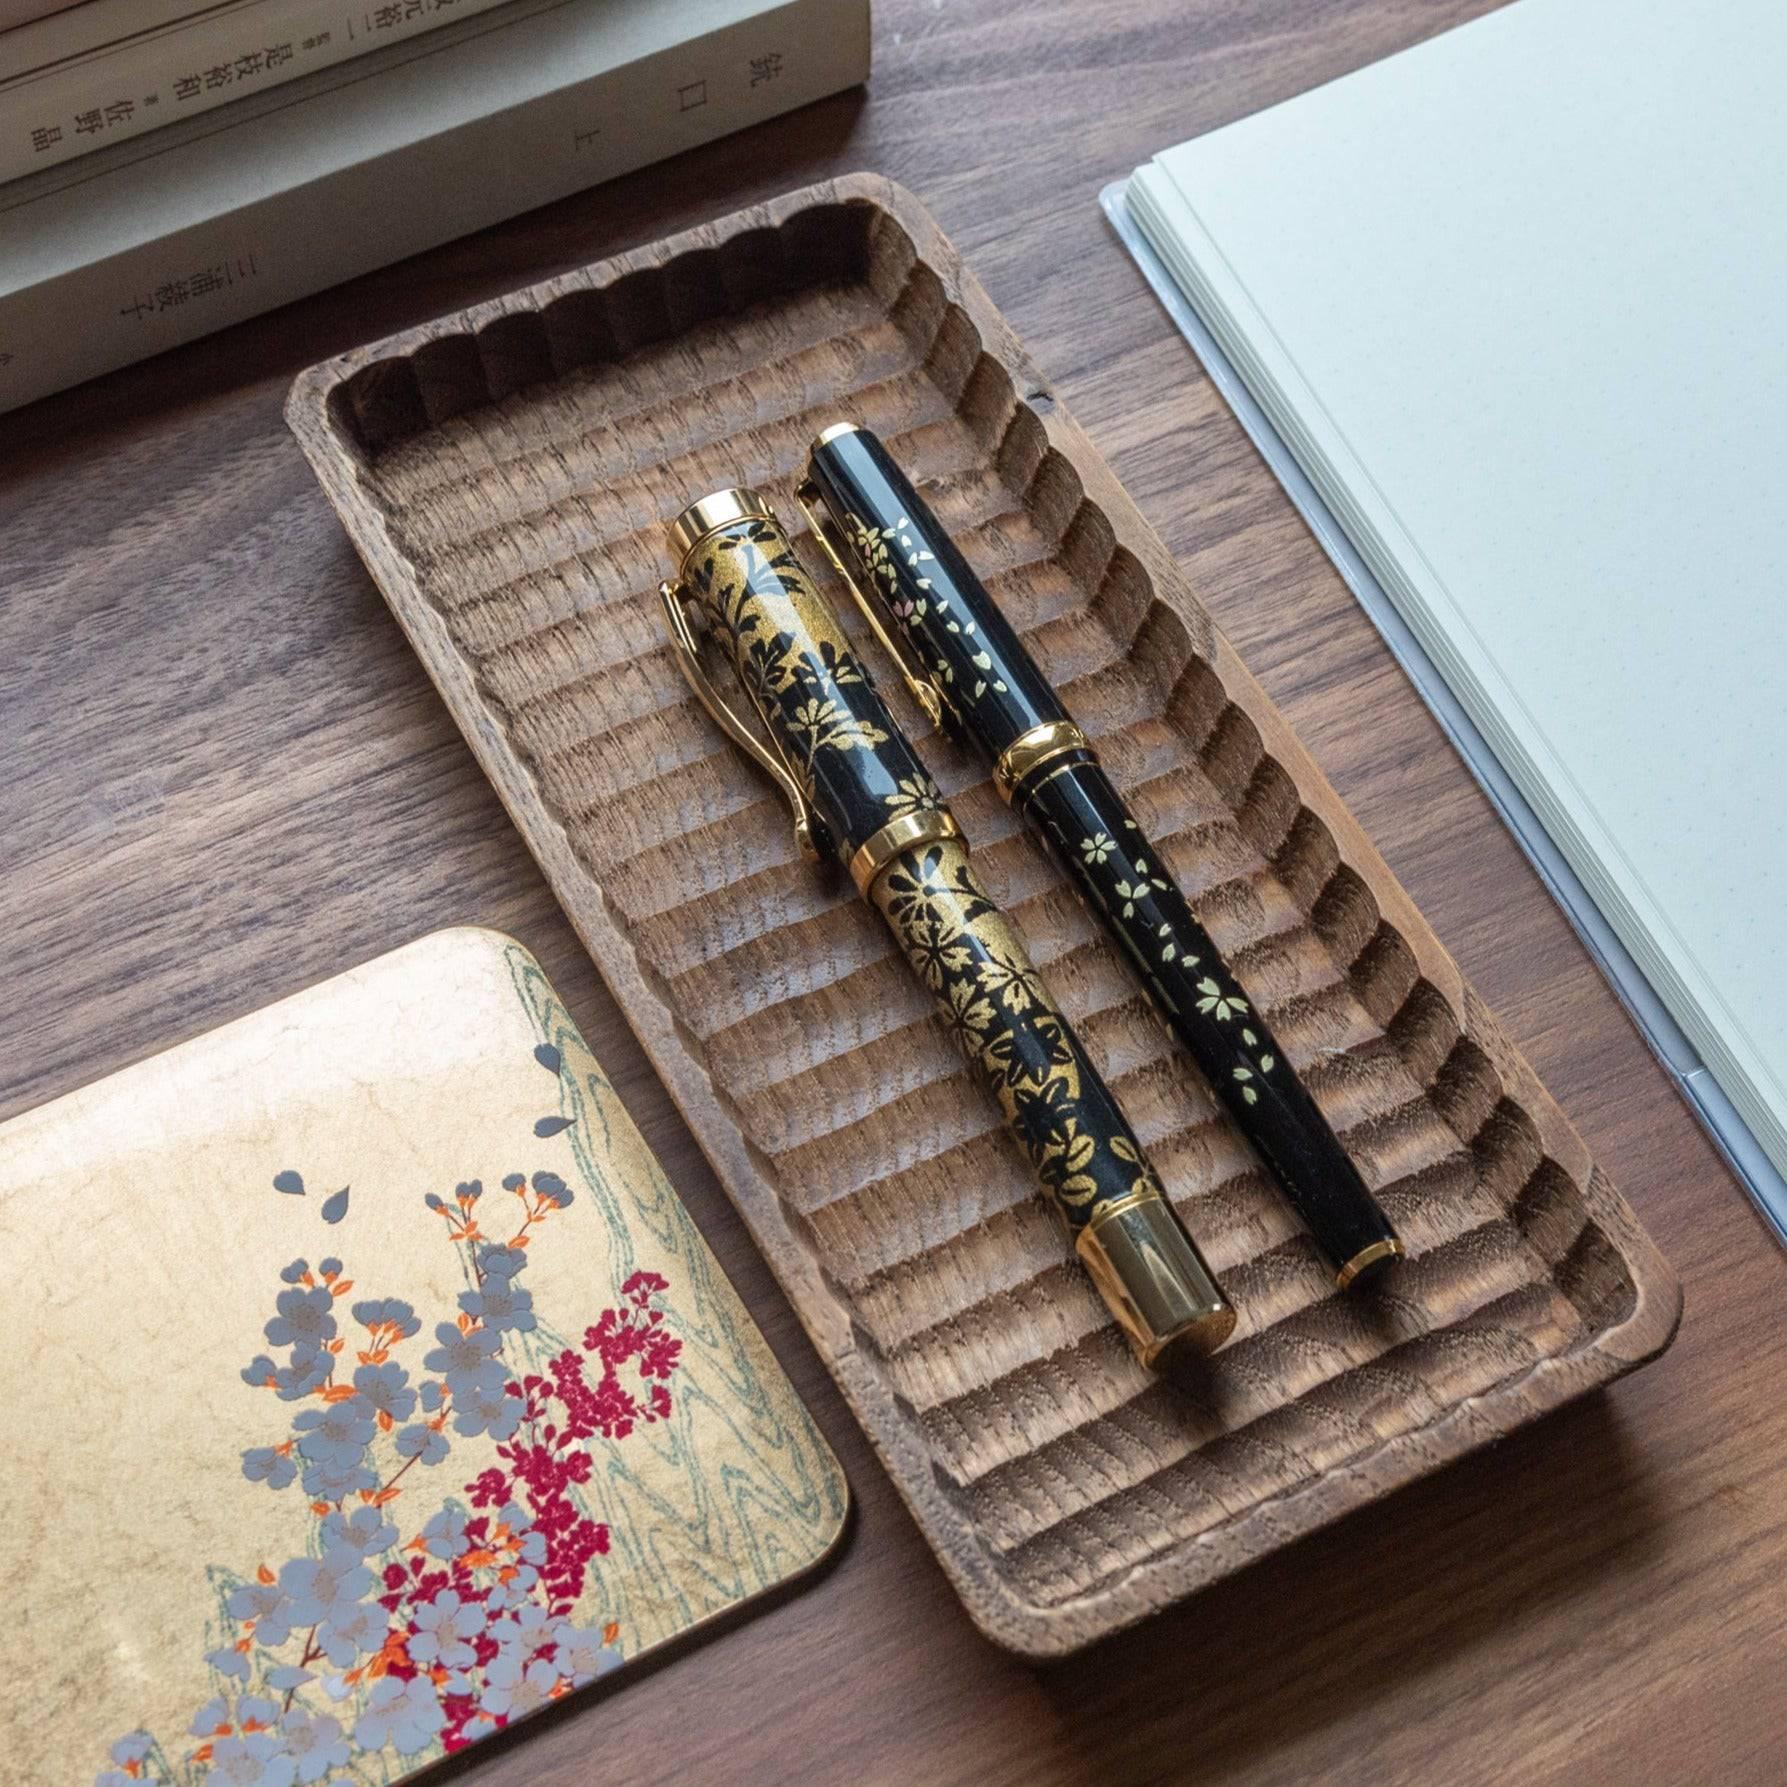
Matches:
[805,423,1065,751]
[674,500,1233,1367]
[867,830,1234,1368]
[1020,760,1401,1282]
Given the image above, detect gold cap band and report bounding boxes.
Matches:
[668,487,775,565]
[1075,1191,1234,1373]
[994,719,1095,804]
[848,809,961,897]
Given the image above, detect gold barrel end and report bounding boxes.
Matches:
[1076,1191,1234,1373]
[1335,1236,1405,1291]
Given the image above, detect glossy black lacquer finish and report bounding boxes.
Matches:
[806,426,1400,1281]
[805,425,1064,758]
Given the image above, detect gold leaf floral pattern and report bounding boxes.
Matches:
[689,517,1168,1238]
[870,838,1166,1230]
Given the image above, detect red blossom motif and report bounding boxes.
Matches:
[374,1271,679,1754]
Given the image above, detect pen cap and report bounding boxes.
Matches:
[803,423,1068,755]
[665,490,951,869]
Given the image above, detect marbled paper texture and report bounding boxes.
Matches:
[0,928,846,1786]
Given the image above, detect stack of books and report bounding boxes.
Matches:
[0,0,871,412]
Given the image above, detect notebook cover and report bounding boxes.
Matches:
[0,926,847,1787]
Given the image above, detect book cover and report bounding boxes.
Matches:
[0,0,78,31]
[0,927,847,1786]
[0,0,521,180]
[0,0,871,414]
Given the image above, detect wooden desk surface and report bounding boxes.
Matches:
[3,3,1780,1782]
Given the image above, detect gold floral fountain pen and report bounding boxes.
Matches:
[800,423,1402,1288]
[660,488,1235,1376]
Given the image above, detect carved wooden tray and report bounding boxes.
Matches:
[287,174,1680,1657]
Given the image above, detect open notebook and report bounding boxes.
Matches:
[1114,0,1787,1233]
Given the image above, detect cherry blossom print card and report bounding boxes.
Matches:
[0,927,847,1787]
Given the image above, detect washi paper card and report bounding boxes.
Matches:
[0,927,847,1787]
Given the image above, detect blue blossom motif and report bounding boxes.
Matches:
[279,1707,350,1784]
[292,1397,375,1471]
[353,1676,445,1756]
[236,1696,279,1729]
[241,1446,296,1492]
[394,1423,449,1467]
[300,1456,378,1501]
[264,1285,336,1350]
[556,1624,623,1685]
[495,1501,545,1564]
[266,1666,313,1692]
[240,1354,279,1389]
[422,1506,469,1559]
[110,1732,154,1765]
[424,1192,445,1211]
[318,1257,342,1278]
[226,1579,296,1647]
[272,1345,333,1403]
[482,1563,540,1611]
[352,1360,416,1423]
[458,1274,535,1334]
[455,1180,483,1203]
[495,1601,554,1652]
[279,1546,373,1626]
[531,1170,573,1208]
[349,1297,419,1339]
[420,1380,446,1414]
[320,1505,398,1556]
[204,1645,249,1682]
[190,1696,232,1737]
[207,1731,296,1787]
[318,1597,387,1667]
[409,1588,484,1671]
[453,1381,524,1441]
[279,1259,310,1285]
[422,1321,506,1397]
[480,1650,559,1721]
[476,1245,527,1281]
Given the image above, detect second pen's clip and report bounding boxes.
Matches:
[794,423,951,733]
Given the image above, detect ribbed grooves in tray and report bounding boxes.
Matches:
[312,188,1649,1624]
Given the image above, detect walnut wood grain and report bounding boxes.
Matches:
[286,173,1675,1656]
[0,0,1777,1780]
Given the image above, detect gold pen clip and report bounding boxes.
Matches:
[658,576,827,862]
[794,477,947,731]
